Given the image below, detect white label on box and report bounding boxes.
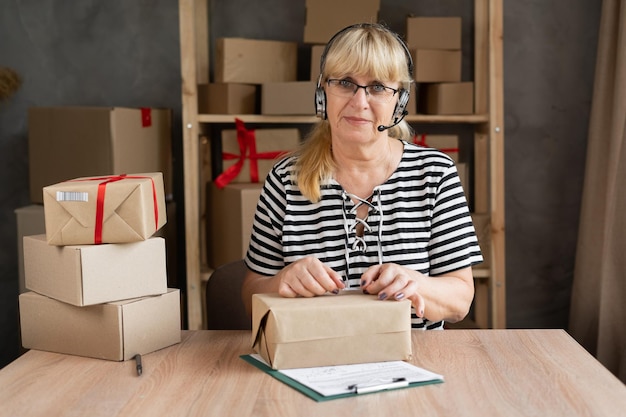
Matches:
[56,191,89,202]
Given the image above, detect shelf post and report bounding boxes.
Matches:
[488,0,506,328]
[179,0,207,330]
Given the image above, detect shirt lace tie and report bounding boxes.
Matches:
[341,188,384,282]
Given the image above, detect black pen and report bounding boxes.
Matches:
[134,354,142,376]
[348,377,408,394]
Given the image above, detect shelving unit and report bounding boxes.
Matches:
[178,0,505,330]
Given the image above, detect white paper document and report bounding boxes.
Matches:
[250,354,444,397]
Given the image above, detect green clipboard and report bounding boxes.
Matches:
[240,354,444,402]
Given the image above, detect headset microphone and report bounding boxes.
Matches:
[377,110,408,132]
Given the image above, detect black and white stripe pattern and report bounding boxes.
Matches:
[246,141,483,330]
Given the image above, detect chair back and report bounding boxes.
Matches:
[205,259,252,330]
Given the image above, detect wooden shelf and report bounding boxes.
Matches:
[196,114,490,124]
[472,268,491,279]
[179,0,506,330]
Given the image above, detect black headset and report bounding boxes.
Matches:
[314,23,414,126]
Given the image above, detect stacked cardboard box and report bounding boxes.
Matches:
[303,0,380,45]
[303,0,381,100]
[201,38,306,260]
[405,17,474,115]
[19,172,181,361]
[200,37,297,115]
[28,107,174,202]
[21,106,178,289]
[412,133,468,199]
[207,121,301,269]
[201,0,381,117]
[246,0,383,115]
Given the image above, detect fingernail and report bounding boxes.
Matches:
[378,293,388,300]
[360,280,366,287]
[362,289,369,294]
[331,289,340,294]
[395,292,405,300]
[419,309,424,317]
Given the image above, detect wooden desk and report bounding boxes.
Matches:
[0,330,624,416]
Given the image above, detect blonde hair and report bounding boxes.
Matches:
[295,24,414,202]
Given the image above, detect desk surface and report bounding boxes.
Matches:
[0,330,624,417]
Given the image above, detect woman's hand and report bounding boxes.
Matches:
[360,264,474,323]
[360,263,426,317]
[276,256,345,298]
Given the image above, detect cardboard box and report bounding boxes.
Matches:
[407,87,418,115]
[252,292,412,369]
[457,162,469,199]
[206,183,262,269]
[412,134,460,162]
[420,82,474,115]
[413,49,462,82]
[16,203,178,292]
[406,17,462,50]
[14,205,46,294]
[310,45,326,80]
[197,83,257,114]
[19,289,181,361]
[215,38,297,84]
[303,0,380,44]
[154,201,179,288]
[472,213,491,268]
[219,126,300,184]
[261,81,317,115]
[24,234,167,306]
[28,107,173,203]
[43,172,167,245]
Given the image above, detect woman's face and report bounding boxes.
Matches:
[325,74,400,144]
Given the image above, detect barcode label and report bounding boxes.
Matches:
[56,191,89,202]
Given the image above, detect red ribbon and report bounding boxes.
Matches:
[140,108,152,127]
[70,174,159,244]
[412,134,459,153]
[215,118,287,188]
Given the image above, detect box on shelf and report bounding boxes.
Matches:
[310,45,326,80]
[218,123,300,185]
[24,235,167,306]
[206,183,262,269]
[303,0,380,44]
[215,38,297,84]
[406,17,462,50]
[197,83,257,114]
[413,49,462,83]
[412,134,460,162]
[28,107,173,203]
[252,292,412,369]
[457,162,469,198]
[419,82,474,115]
[407,87,418,115]
[19,289,181,361]
[261,81,317,115]
[471,213,491,269]
[14,205,45,294]
[43,172,167,246]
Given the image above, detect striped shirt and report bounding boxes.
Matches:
[245,140,483,329]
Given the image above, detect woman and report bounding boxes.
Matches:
[242,23,482,329]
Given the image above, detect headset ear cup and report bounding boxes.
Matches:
[393,89,410,121]
[315,86,327,119]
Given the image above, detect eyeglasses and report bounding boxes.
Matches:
[326,79,398,103]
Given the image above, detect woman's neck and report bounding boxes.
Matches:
[333,138,401,198]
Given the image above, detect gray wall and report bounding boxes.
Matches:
[0,0,601,367]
